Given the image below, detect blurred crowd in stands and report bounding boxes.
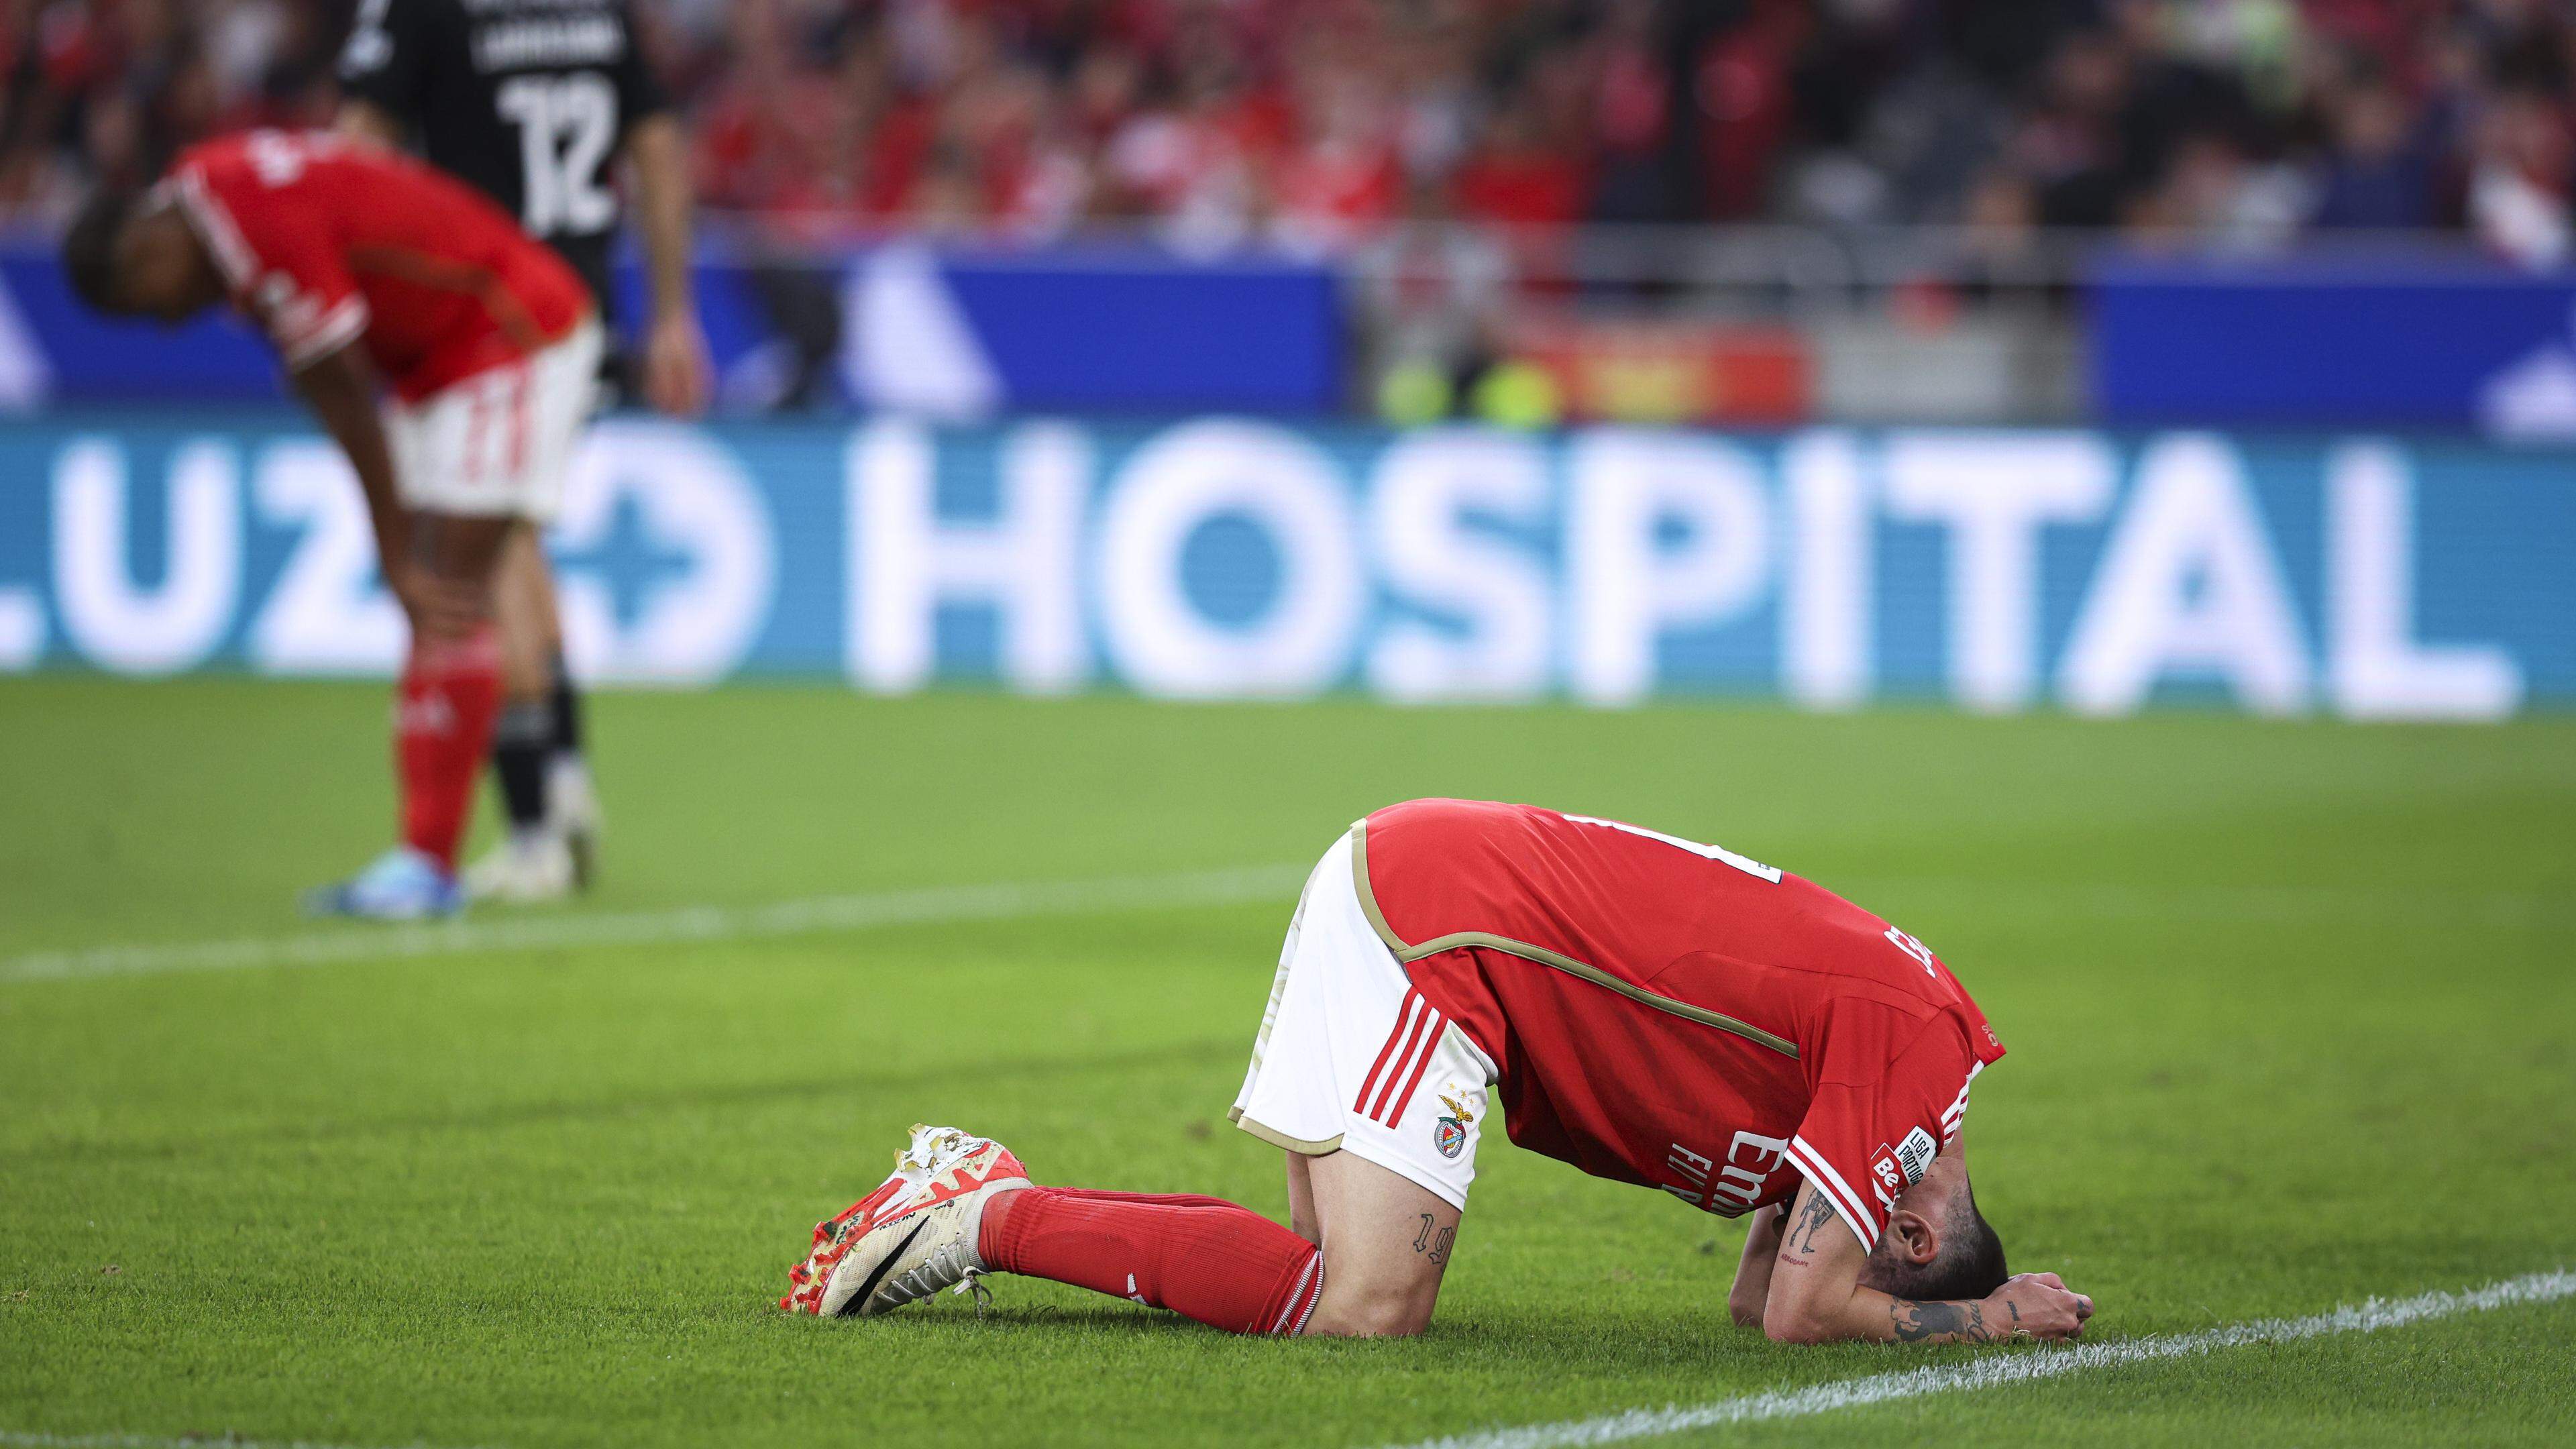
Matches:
[8,0,2576,262]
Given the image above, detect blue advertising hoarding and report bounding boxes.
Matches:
[0,240,1342,416]
[2091,252,2576,437]
[20,231,2576,435]
[0,415,2563,720]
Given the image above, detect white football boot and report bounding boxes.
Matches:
[461,829,578,903]
[547,755,601,891]
[781,1125,1030,1318]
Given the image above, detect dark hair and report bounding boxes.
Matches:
[62,187,144,313]
[1878,1189,2008,1303]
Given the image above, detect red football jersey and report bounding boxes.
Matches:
[1357,799,2006,1249]
[166,131,588,402]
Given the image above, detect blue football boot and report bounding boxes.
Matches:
[303,846,464,920]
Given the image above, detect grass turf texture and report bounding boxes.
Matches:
[1,676,2571,1449]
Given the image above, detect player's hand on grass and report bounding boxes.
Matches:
[641,313,711,418]
[1988,1272,2094,1340]
[392,564,487,640]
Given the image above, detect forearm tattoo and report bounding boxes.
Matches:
[1889,1299,2000,1344]
[1411,1212,1455,1267]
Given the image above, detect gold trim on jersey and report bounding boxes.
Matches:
[1228,1105,1344,1155]
[1346,819,1801,1060]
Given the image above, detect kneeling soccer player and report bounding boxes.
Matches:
[63,129,598,918]
[784,798,2096,1344]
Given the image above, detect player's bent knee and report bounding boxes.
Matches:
[1303,1297,1432,1338]
[1303,1276,1437,1338]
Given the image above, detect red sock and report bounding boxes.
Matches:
[396,629,502,869]
[979,1186,1324,1336]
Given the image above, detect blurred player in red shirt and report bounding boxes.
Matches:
[337,0,709,904]
[784,799,2097,1346]
[61,129,600,918]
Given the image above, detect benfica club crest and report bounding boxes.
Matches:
[1434,1088,1477,1159]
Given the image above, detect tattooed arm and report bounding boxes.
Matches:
[1727,1203,1787,1327]
[1759,1179,2090,1346]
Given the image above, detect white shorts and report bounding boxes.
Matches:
[1230,828,1498,1212]
[387,317,601,523]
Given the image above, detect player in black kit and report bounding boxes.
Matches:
[337,0,711,902]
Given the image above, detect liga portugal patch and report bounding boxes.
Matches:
[1895,1126,1937,1185]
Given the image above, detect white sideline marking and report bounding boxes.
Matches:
[3,1273,2567,1449]
[1383,1269,2576,1449]
[3,869,2554,988]
[0,863,1311,984]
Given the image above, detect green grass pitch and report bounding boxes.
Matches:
[2,676,2571,1448]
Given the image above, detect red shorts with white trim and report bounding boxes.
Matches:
[1229,828,1497,1212]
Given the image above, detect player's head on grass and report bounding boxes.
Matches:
[62,186,225,323]
[1861,1152,2009,1305]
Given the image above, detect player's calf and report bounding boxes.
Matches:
[785,1124,1326,1335]
[982,1185,1326,1335]
[472,531,598,902]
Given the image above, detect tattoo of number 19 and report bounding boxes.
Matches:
[1411,1213,1455,1267]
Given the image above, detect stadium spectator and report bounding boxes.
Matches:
[2467,80,2576,263]
[2310,69,2445,231]
[9,1,2576,255]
